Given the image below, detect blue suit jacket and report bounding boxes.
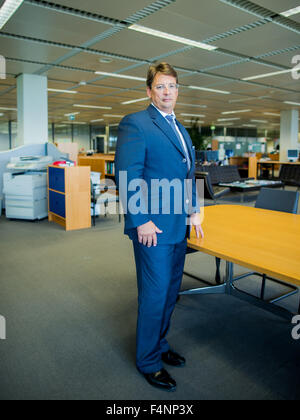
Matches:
[115,105,199,244]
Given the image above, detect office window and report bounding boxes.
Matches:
[73,124,90,152]
[54,124,72,143]
[108,126,118,152]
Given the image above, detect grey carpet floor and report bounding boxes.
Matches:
[0,195,300,400]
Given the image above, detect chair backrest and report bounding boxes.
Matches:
[195,172,215,200]
[255,188,299,214]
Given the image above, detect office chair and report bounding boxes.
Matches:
[233,188,299,307]
[91,180,121,226]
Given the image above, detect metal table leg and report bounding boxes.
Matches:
[180,260,295,321]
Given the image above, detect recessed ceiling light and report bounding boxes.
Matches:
[90,119,104,123]
[48,88,78,94]
[121,97,149,105]
[177,103,207,108]
[181,113,206,118]
[217,118,241,122]
[64,112,80,117]
[103,114,124,118]
[95,71,146,82]
[242,69,293,81]
[61,121,87,125]
[99,58,113,64]
[0,0,24,30]
[188,85,231,95]
[243,124,256,127]
[284,101,300,106]
[129,24,218,51]
[251,119,268,123]
[184,120,204,124]
[229,96,270,103]
[264,112,280,117]
[280,6,300,17]
[0,107,17,111]
[221,109,251,115]
[73,104,112,110]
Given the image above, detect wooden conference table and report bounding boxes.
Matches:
[181,205,300,320]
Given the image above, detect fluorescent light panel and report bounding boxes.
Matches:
[221,109,251,115]
[0,0,24,30]
[229,96,270,103]
[251,119,268,123]
[121,97,149,105]
[243,69,293,81]
[284,101,300,106]
[103,114,124,118]
[217,118,240,122]
[188,85,230,95]
[90,119,104,123]
[64,112,80,117]
[264,112,280,117]
[0,106,17,111]
[61,121,87,125]
[181,113,206,117]
[184,120,205,124]
[177,102,207,108]
[95,71,146,82]
[280,6,300,17]
[129,24,218,51]
[48,88,77,94]
[73,104,112,110]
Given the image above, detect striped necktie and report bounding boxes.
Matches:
[165,114,191,171]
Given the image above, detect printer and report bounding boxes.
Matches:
[3,156,54,220]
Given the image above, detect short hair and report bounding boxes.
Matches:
[146,62,178,89]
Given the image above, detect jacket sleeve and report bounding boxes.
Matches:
[115,114,151,229]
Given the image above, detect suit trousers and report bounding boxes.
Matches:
[132,237,187,374]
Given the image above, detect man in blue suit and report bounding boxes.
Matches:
[116,63,203,391]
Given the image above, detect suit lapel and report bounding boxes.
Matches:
[147,105,185,158]
[176,120,194,167]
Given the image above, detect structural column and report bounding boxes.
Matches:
[17,74,48,147]
[280,109,299,161]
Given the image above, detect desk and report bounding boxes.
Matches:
[218,179,283,202]
[181,205,300,319]
[258,160,300,179]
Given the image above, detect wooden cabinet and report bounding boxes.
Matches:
[48,165,91,231]
[78,154,115,180]
[229,156,257,179]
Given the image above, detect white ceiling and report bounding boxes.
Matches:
[0,0,299,129]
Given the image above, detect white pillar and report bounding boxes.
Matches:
[17,74,48,147]
[280,109,299,161]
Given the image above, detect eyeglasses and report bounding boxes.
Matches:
[153,83,179,92]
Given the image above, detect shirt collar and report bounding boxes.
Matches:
[151,103,176,120]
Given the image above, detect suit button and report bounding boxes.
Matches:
[186,199,190,204]
[183,158,187,163]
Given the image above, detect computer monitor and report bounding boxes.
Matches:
[225,149,234,158]
[287,149,299,162]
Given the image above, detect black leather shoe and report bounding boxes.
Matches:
[144,368,176,392]
[162,350,186,367]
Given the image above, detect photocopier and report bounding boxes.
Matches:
[3,156,54,220]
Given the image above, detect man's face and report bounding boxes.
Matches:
[147,73,179,114]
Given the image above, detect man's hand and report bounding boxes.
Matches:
[137,221,163,248]
[190,213,204,239]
